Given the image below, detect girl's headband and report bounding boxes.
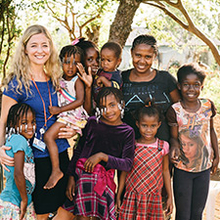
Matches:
[72,38,79,45]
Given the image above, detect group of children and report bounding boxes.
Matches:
[0,31,219,220]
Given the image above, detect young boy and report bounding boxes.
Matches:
[93,41,122,101]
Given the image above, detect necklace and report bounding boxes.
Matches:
[31,75,53,139]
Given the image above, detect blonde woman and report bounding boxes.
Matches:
[0,25,75,220]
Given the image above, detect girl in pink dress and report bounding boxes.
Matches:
[117,101,173,219]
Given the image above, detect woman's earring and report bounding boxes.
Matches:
[25,124,27,133]
[95,107,101,123]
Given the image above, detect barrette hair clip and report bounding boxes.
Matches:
[145,102,152,107]
[71,38,79,45]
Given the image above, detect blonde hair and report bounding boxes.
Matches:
[2,24,61,94]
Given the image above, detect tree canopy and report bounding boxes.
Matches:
[1,0,220,78]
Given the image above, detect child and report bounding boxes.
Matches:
[117,101,173,219]
[43,45,89,189]
[74,38,100,115]
[167,63,219,219]
[73,37,99,77]
[61,87,135,220]
[93,42,122,101]
[0,103,36,220]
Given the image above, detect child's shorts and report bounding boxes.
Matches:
[0,199,37,220]
[57,117,87,136]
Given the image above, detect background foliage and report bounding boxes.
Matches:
[1,0,220,111]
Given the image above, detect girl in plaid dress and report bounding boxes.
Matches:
[59,87,135,220]
[117,102,173,220]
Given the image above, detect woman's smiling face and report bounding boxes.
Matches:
[131,43,156,74]
[25,33,51,67]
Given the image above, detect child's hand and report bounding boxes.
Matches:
[169,146,180,165]
[116,197,122,216]
[84,153,103,172]
[165,196,173,216]
[49,106,61,115]
[96,76,104,87]
[211,157,219,174]
[66,176,75,201]
[20,200,27,220]
[77,64,93,88]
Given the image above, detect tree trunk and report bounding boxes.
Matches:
[109,0,141,48]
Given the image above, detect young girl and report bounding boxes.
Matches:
[117,102,173,219]
[43,45,89,189]
[74,38,100,115]
[167,63,219,219]
[60,87,135,220]
[0,103,36,220]
[93,42,122,101]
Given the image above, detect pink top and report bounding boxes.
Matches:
[136,138,169,156]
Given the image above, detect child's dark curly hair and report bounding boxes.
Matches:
[135,98,163,123]
[59,45,84,66]
[6,103,36,131]
[177,63,206,84]
[96,87,124,107]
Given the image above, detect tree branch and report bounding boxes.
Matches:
[144,0,220,65]
[144,1,188,29]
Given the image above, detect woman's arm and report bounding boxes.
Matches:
[210,118,219,174]
[169,88,180,103]
[0,95,18,145]
[162,154,173,216]
[0,95,17,170]
[14,151,28,220]
[49,78,85,115]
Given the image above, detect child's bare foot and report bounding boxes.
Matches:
[44,170,63,189]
